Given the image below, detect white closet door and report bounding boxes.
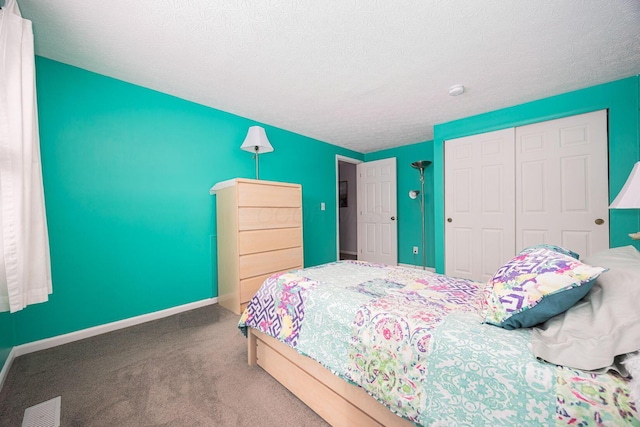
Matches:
[445,129,516,281]
[515,110,609,258]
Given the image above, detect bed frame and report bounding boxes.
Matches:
[247,328,414,427]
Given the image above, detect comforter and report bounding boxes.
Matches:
[238,260,638,426]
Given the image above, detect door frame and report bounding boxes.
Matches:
[336,155,362,261]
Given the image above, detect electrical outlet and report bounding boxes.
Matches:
[413,246,419,255]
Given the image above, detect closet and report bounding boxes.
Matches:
[444,110,609,282]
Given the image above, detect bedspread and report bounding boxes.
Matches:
[238,261,639,426]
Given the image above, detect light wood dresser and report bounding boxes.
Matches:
[211,178,303,314]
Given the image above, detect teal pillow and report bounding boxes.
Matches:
[519,244,579,260]
[483,248,605,330]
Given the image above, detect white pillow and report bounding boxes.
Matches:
[530,246,640,371]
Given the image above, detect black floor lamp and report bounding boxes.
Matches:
[411,160,431,269]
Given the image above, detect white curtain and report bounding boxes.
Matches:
[0,0,52,313]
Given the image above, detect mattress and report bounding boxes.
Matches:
[239,260,639,426]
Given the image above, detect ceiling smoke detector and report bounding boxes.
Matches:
[448,84,465,96]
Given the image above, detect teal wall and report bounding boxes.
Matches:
[0,313,13,371]
[433,76,640,273]
[365,141,435,268]
[1,57,637,377]
[8,57,362,346]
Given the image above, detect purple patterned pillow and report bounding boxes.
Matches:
[483,248,606,330]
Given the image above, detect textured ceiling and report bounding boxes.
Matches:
[15,0,640,153]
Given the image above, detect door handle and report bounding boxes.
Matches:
[595,218,604,225]
[391,216,396,221]
[447,218,453,223]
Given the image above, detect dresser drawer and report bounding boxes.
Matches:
[239,272,273,304]
[239,247,303,279]
[239,228,302,255]
[240,301,249,314]
[239,267,300,304]
[238,207,302,230]
[238,182,301,207]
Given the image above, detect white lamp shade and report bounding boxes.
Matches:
[610,162,640,209]
[240,126,274,154]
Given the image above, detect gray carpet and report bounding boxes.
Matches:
[0,304,330,426]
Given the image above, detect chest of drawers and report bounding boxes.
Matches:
[211,178,303,314]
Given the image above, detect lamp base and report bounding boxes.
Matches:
[254,150,260,180]
[629,232,640,240]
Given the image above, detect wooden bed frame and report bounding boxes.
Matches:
[247,328,414,427]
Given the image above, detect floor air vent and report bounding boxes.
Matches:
[22,396,61,427]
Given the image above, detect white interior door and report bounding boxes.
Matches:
[357,158,398,265]
[515,110,609,258]
[445,129,516,281]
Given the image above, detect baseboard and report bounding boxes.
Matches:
[398,263,435,272]
[0,347,16,392]
[339,250,357,256]
[12,298,217,359]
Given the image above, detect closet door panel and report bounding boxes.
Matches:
[561,231,592,259]
[520,160,547,213]
[445,128,516,281]
[521,230,548,249]
[560,156,590,212]
[481,228,507,278]
[452,227,472,276]
[516,110,609,258]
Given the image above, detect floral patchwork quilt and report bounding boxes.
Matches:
[238,261,639,426]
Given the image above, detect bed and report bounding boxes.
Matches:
[238,245,640,426]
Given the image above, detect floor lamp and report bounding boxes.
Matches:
[411,160,431,269]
